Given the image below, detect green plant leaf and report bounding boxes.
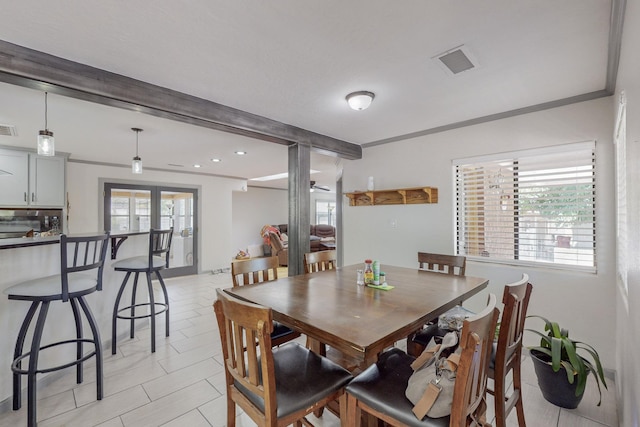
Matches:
[559,360,576,383]
[575,341,608,389]
[551,337,562,371]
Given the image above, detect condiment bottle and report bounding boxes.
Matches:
[364,259,374,285]
[373,260,381,285]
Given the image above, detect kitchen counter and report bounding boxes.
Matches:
[0,231,149,253]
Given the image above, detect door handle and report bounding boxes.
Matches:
[31,193,35,202]
[24,192,27,202]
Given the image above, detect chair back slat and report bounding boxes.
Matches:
[304,250,337,274]
[149,228,173,268]
[231,257,279,287]
[497,274,533,370]
[418,252,466,276]
[450,293,499,427]
[61,233,110,301]
[214,289,276,416]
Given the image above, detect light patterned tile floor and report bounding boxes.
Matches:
[0,273,618,426]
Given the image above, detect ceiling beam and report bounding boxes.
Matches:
[0,39,362,160]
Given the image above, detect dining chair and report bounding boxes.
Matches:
[304,249,337,273]
[230,256,300,346]
[407,252,468,357]
[213,288,353,427]
[487,274,532,427]
[418,252,467,275]
[6,233,110,427]
[346,293,499,427]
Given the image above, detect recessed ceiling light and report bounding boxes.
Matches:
[235,151,247,155]
[193,164,201,168]
[211,158,222,162]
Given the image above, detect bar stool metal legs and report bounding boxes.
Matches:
[111,269,170,354]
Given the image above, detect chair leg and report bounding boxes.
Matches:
[130,272,140,339]
[27,301,50,427]
[513,361,526,427]
[78,296,104,400]
[112,271,132,355]
[70,298,83,384]
[146,272,156,353]
[12,302,39,411]
[494,367,507,427]
[155,270,170,337]
[346,393,361,427]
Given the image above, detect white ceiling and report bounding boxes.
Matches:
[0,1,613,191]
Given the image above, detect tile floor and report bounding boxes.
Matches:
[0,273,618,426]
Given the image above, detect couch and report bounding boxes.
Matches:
[269,224,336,266]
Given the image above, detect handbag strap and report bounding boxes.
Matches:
[412,351,461,419]
[410,331,458,371]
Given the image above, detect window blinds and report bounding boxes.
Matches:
[455,141,596,269]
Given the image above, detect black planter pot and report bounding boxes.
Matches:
[530,349,584,409]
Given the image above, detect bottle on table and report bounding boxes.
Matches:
[373,260,381,285]
[364,259,374,285]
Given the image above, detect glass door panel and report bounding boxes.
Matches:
[161,190,195,269]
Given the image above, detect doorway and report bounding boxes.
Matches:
[103,182,198,277]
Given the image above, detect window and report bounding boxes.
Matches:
[455,141,596,270]
[315,200,336,226]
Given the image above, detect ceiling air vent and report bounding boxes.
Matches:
[0,124,17,137]
[433,45,478,76]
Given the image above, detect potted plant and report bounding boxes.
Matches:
[526,315,607,408]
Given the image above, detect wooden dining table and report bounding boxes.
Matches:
[225,263,488,369]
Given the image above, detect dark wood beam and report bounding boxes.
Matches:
[0,39,362,160]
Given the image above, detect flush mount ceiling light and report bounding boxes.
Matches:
[131,127,143,174]
[210,158,222,163]
[235,151,247,155]
[37,92,55,156]
[346,91,375,111]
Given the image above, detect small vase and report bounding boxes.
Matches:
[367,176,375,191]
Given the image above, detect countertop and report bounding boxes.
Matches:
[0,230,149,250]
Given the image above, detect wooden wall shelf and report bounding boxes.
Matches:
[345,187,438,206]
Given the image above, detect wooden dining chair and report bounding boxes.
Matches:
[418,252,467,275]
[230,256,300,347]
[214,289,353,427]
[407,252,468,357]
[487,274,532,427]
[304,249,337,273]
[346,293,499,427]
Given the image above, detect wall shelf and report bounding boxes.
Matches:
[345,187,438,206]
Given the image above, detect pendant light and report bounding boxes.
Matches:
[37,92,55,156]
[131,127,143,174]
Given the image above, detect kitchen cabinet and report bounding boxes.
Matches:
[0,148,65,207]
[0,149,29,206]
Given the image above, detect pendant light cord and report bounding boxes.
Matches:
[44,92,48,130]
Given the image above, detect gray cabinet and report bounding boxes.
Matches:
[0,148,65,207]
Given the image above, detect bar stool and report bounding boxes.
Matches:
[5,233,110,427]
[111,228,173,354]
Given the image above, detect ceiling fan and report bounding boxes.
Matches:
[310,181,330,192]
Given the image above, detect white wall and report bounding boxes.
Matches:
[342,98,617,371]
[614,1,640,425]
[67,162,246,272]
[231,186,288,257]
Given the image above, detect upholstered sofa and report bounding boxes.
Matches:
[269,224,336,266]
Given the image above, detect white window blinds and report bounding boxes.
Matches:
[455,141,596,269]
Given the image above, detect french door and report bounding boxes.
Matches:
[104,183,198,277]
